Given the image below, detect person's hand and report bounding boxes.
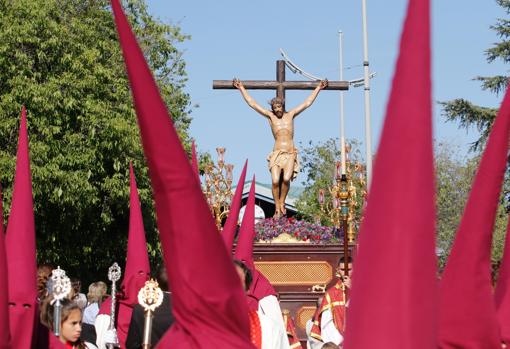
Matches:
[233,78,242,89]
[342,275,351,289]
[319,79,328,89]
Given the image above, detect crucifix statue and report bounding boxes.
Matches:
[213,60,349,218]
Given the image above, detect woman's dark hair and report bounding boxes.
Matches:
[37,264,54,301]
[233,259,253,291]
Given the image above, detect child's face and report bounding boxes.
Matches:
[60,309,82,343]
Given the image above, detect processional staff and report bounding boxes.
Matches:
[138,279,164,349]
[49,266,72,337]
[107,262,122,349]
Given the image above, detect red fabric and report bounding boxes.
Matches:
[6,106,38,349]
[234,177,257,270]
[234,178,277,310]
[47,334,66,349]
[283,312,303,349]
[32,318,66,349]
[0,185,10,349]
[496,219,510,345]
[34,325,73,349]
[245,271,277,311]
[343,0,437,348]
[310,280,348,340]
[110,1,254,347]
[96,164,150,347]
[123,163,151,303]
[191,140,200,182]
[309,304,323,341]
[222,160,248,251]
[326,283,347,336]
[248,310,262,349]
[439,67,510,348]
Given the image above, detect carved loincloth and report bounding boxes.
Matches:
[266,149,300,181]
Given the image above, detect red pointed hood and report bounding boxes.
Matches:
[439,80,510,347]
[97,164,151,348]
[234,177,256,269]
[496,219,510,345]
[191,140,200,182]
[343,0,438,348]
[234,178,276,310]
[222,160,248,251]
[5,106,37,349]
[121,162,150,303]
[0,185,10,349]
[110,1,254,347]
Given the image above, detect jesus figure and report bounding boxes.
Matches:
[233,78,328,217]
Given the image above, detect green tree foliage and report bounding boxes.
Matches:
[0,0,192,283]
[435,142,508,273]
[440,0,510,151]
[295,138,366,229]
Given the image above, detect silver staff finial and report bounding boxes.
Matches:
[49,266,71,337]
[106,262,122,348]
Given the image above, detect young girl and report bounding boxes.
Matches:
[41,296,97,349]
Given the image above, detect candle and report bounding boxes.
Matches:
[225,164,233,181]
[335,161,342,179]
[216,147,225,165]
[319,189,325,205]
[340,138,347,175]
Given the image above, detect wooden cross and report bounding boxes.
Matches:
[213,60,349,102]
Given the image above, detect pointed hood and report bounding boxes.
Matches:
[234,177,256,269]
[439,78,510,347]
[122,162,150,303]
[6,106,37,349]
[343,0,438,348]
[496,219,510,345]
[0,185,10,349]
[191,140,200,182]
[234,177,276,310]
[222,160,248,251]
[110,1,253,347]
[98,163,151,348]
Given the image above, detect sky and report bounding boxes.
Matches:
[145,0,507,186]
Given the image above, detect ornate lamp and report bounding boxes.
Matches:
[318,145,367,275]
[203,147,234,230]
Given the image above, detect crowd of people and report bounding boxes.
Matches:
[34,260,350,349]
[35,263,173,348]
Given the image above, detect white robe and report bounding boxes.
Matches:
[319,309,343,346]
[94,313,111,349]
[258,310,289,349]
[258,295,289,349]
